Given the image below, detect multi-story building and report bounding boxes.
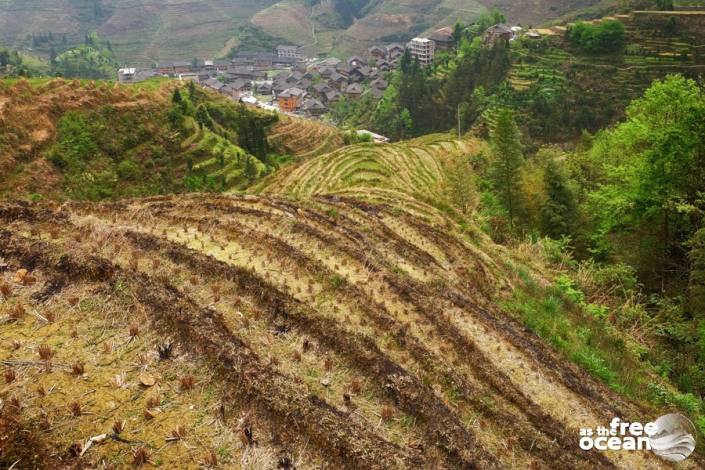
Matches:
[277,87,306,112]
[277,45,303,59]
[409,37,435,66]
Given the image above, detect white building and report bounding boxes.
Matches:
[277,45,303,59]
[409,37,435,66]
[117,67,136,83]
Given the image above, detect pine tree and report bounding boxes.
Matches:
[172,88,182,105]
[446,155,475,214]
[490,108,524,230]
[243,156,258,182]
[540,160,576,239]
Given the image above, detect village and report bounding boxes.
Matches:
[117,24,534,121]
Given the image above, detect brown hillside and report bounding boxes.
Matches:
[0,78,173,198]
[1,186,701,468]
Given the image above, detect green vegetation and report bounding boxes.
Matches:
[0,79,286,200]
[470,75,705,432]
[489,109,524,230]
[0,44,47,77]
[567,20,626,53]
[53,33,118,79]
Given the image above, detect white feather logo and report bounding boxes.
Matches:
[649,413,697,462]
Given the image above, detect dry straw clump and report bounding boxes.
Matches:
[38,344,53,361]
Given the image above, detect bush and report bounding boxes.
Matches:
[116,159,142,181]
[568,20,625,53]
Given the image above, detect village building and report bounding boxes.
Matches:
[214,60,230,72]
[155,62,176,74]
[221,83,243,99]
[348,67,367,83]
[347,56,366,68]
[296,77,312,90]
[484,24,515,44]
[117,67,136,83]
[409,37,435,66]
[429,27,455,51]
[320,57,342,68]
[329,72,348,90]
[203,77,225,92]
[232,52,275,68]
[178,72,201,82]
[173,61,192,74]
[370,78,388,90]
[226,66,264,81]
[324,89,342,103]
[336,62,353,78]
[301,98,327,117]
[344,83,364,99]
[386,43,405,60]
[376,60,391,71]
[318,66,336,78]
[312,83,332,96]
[256,82,273,95]
[277,45,304,59]
[230,78,252,92]
[278,87,306,112]
[368,46,387,60]
[272,82,289,95]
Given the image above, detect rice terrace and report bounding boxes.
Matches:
[2,112,703,467]
[3,1,705,468]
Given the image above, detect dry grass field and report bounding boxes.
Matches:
[2,131,701,468]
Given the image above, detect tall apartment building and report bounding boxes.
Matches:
[409,37,435,66]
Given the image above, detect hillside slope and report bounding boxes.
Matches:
[0,0,603,63]
[2,134,703,467]
[0,78,343,200]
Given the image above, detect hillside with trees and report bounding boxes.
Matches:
[0,78,342,200]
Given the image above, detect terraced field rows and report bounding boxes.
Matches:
[260,135,479,202]
[2,192,698,468]
[267,116,344,158]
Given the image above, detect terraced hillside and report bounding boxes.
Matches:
[267,115,344,159]
[0,78,343,200]
[0,0,605,62]
[2,134,703,468]
[503,12,705,139]
[0,0,279,67]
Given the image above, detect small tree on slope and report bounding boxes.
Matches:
[490,108,524,231]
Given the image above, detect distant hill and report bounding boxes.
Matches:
[0,0,604,65]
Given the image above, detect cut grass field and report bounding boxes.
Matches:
[2,129,704,467]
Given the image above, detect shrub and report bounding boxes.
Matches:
[116,159,142,181]
[568,20,625,53]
